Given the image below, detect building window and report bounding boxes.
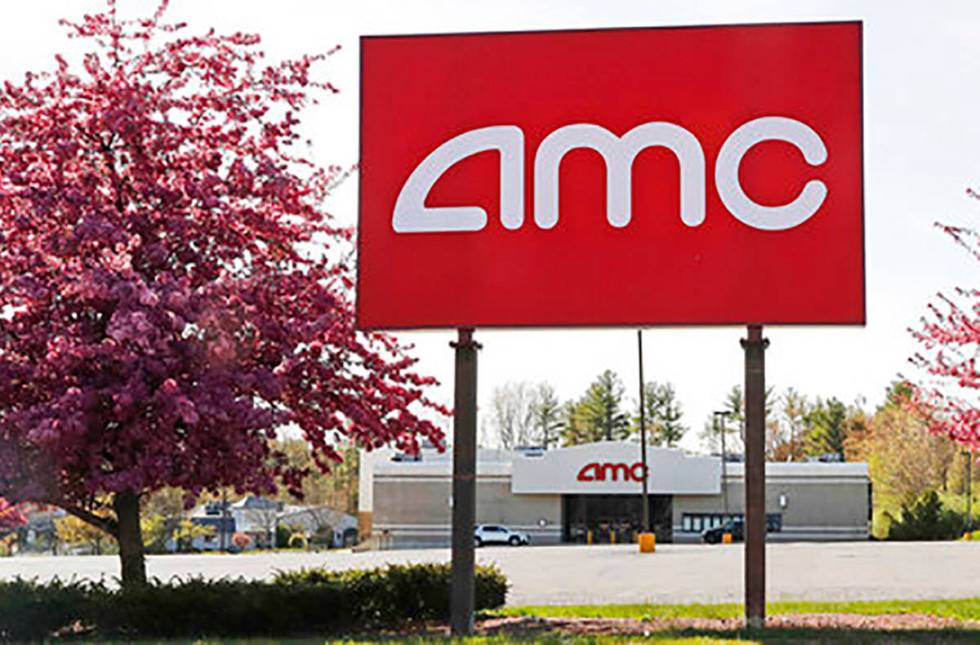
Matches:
[681,513,783,533]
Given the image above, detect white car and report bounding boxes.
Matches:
[474,524,530,547]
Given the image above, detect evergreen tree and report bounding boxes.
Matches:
[560,370,629,444]
[582,370,629,441]
[633,382,687,447]
[804,397,849,460]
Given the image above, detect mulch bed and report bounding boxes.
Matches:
[474,613,980,636]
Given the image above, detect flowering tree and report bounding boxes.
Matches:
[0,498,26,533]
[909,194,980,451]
[0,2,444,586]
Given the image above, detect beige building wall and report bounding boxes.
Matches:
[674,475,870,541]
[373,474,562,548]
[363,446,870,548]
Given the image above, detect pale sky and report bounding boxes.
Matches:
[5,1,978,452]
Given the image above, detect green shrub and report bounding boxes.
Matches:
[886,491,965,541]
[275,523,292,548]
[91,577,346,638]
[0,577,100,641]
[0,562,508,640]
[273,562,508,627]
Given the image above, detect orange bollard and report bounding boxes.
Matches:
[722,532,733,544]
[639,532,656,553]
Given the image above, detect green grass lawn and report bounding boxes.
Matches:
[97,638,749,645]
[333,637,756,644]
[86,599,980,644]
[497,597,980,621]
[181,632,980,644]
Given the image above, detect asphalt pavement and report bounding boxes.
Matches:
[3,541,979,606]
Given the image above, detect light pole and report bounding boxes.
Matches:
[714,410,733,517]
[967,449,974,532]
[221,489,229,552]
[637,329,649,534]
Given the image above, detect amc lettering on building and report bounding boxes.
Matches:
[358,442,871,546]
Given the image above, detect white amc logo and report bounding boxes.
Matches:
[393,116,828,234]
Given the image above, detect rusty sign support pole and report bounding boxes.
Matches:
[450,328,480,636]
[742,324,768,629]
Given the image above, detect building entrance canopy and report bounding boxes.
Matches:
[511,442,721,495]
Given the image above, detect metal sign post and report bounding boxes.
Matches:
[450,328,480,636]
[742,324,769,628]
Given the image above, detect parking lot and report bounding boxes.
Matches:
[3,541,979,605]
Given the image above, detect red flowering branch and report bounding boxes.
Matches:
[908,191,980,451]
[0,498,26,532]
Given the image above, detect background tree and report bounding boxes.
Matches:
[804,398,849,460]
[908,205,979,452]
[278,439,359,513]
[632,381,686,447]
[139,513,170,554]
[558,399,591,446]
[561,370,629,444]
[765,417,791,461]
[0,3,444,587]
[140,487,186,553]
[864,388,957,518]
[780,388,810,461]
[699,385,774,454]
[171,518,216,553]
[55,514,115,555]
[487,381,537,449]
[530,383,562,449]
[843,404,872,462]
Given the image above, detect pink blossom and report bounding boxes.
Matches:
[0,1,445,515]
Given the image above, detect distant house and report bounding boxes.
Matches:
[181,496,281,551]
[230,496,282,548]
[178,496,357,552]
[18,504,65,553]
[278,505,358,548]
[167,501,237,552]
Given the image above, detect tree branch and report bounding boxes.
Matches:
[64,504,119,538]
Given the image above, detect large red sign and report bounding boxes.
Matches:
[358,22,864,329]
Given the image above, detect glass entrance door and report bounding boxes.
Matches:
[562,494,672,544]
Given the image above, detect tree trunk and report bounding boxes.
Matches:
[114,490,147,588]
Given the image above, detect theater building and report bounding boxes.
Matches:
[357,441,871,548]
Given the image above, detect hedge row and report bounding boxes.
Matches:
[0,562,508,640]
